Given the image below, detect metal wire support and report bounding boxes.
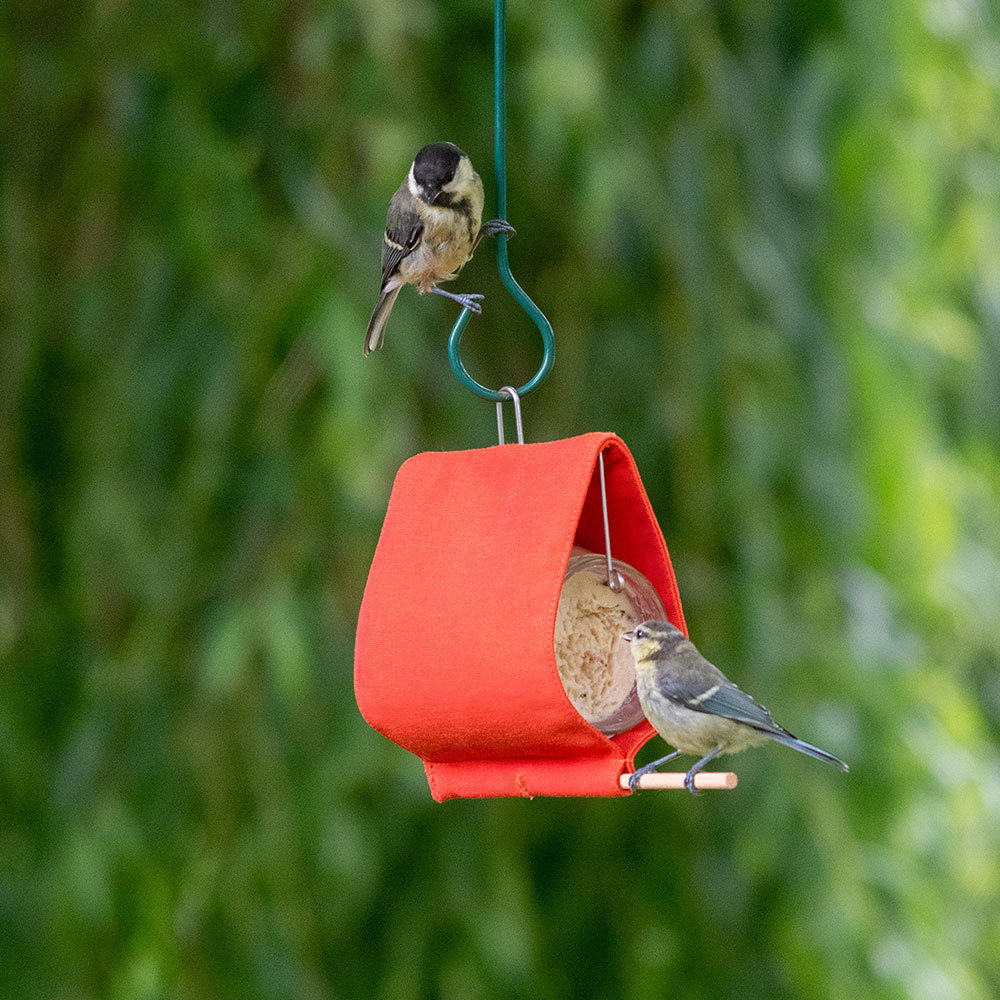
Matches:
[447,0,556,404]
[598,451,624,592]
[496,386,525,445]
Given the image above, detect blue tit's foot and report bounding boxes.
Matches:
[626,750,681,794]
[482,218,516,239]
[431,287,485,314]
[683,767,703,796]
[683,745,724,796]
[628,765,652,794]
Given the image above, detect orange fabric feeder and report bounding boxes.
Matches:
[354,431,687,800]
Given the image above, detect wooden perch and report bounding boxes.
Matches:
[620,771,738,792]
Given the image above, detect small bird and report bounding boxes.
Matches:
[623,620,849,794]
[364,141,515,356]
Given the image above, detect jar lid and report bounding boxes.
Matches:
[553,549,665,735]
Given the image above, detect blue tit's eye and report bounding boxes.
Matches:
[634,628,646,640]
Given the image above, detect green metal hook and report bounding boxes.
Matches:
[447,0,556,402]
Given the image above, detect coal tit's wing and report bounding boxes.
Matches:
[380,186,423,289]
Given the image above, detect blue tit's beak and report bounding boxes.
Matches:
[622,630,634,642]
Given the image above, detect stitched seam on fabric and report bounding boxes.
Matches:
[514,770,534,799]
[425,762,441,800]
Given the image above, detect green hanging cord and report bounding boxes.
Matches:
[447,0,556,402]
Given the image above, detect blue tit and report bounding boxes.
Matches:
[364,141,515,356]
[623,620,849,794]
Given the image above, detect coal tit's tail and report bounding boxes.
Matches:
[364,285,402,356]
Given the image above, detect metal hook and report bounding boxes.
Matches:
[448,308,553,402]
[598,451,624,592]
[496,385,524,445]
[446,0,556,403]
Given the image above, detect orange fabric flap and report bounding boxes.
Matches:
[354,432,685,800]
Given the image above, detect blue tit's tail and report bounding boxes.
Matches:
[765,731,849,772]
[364,285,401,356]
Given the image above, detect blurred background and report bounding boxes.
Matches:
[3,0,1000,997]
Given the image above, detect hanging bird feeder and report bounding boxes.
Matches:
[354,0,736,799]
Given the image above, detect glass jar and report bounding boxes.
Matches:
[553,549,665,735]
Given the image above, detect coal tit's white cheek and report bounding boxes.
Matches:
[407,166,420,200]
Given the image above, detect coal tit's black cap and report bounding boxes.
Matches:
[412,142,465,199]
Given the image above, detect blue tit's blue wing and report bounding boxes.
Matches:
[685,683,790,736]
[658,645,793,737]
[652,636,850,771]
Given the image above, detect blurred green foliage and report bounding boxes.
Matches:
[3,0,1000,997]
